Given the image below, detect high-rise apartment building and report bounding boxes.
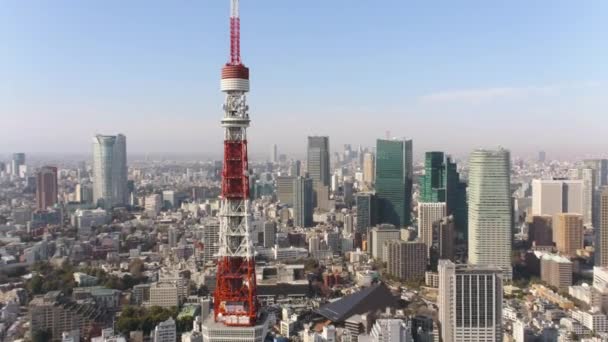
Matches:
[386,240,427,281]
[368,319,412,342]
[36,166,58,210]
[468,148,512,279]
[92,134,127,209]
[553,213,584,257]
[418,202,446,256]
[376,139,413,227]
[293,177,313,228]
[355,192,377,234]
[597,189,608,267]
[363,152,375,184]
[419,152,468,237]
[438,260,503,342]
[153,317,176,342]
[145,194,162,218]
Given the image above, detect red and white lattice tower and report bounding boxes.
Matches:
[214,0,258,327]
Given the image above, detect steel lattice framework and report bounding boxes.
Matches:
[214,0,258,327]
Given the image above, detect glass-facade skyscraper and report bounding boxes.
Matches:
[375,139,413,227]
[293,176,313,228]
[468,148,512,279]
[419,151,468,238]
[307,136,330,187]
[355,192,377,233]
[92,134,128,209]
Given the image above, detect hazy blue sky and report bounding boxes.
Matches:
[1,0,607,159]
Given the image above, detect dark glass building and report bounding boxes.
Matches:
[375,139,413,227]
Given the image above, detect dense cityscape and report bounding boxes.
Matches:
[1,1,606,342]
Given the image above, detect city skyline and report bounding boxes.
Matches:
[2,1,607,157]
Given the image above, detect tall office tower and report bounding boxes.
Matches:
[569,168,596,227]
[376,139,413,227]
[584,159,608,187]
[92,134,127,209]
[468,148,512,279]
[419,152,467,234]
[363,152,375,184]
[344,214,354,235]
[553,213,583,257]
[597,189,608,267]
[11,153,25,177]
[36,166,58,210]
[532,179,585,221]
[438,260,503,342]
[276,176,295,205]
[418,202,446,256]
[370,224,401,262]
[202,220,220,264]
[307,136,330,187]
[263,221,277,248]
[386,240,427,281]
[145,194,162,218]
[538,151,546,163]
[434,216,455,261]
[289,160,301,177]
[293,176,313,228]
[355,192,377,233]
[528,215,553,247]
[270,144,278,163]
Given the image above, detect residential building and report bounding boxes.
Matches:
[202,220,220,264]
[153,317,176,342]
[149,282,179,308]
[92,134,127,209]
[468,148,512,279]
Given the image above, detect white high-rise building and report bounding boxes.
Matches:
[92,134,127,209]
[569,168,595,226]
[418,202,446,256]
[468,148,512,279]
[438,260,503,342]
[532,179,585,220]
[368,319,412,342]
[145,194,162,218]
[363,152,376,184]
[153,317,176,342]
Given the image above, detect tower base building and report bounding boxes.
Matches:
[201,312,269,342]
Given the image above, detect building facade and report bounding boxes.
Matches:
[553,213,583,257]
[375,139,413,227]
[467,149,512,279]
[386,240,427,282]
[36,166,58,210]
[418,202,446,257]
[438,260,503,342]
[92,134,127,209]
[293,177,313,228]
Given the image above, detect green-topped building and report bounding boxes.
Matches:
[375,139,413,227]
[419,151,468,238]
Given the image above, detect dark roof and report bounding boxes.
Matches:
[257,283,310,297]
[314,283,396,322]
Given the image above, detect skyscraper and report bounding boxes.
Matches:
[270,144,278,163]
[386,240,427,281]
[438,260,503,342]
[532,179,585,219]
[375,139,413,227]
[276,176,296,205]
[553,213,583,258]
[11,153,25,178]
[584,159,608,187]
[597,189,608,267]
[419,152,467,237]
[36,166,58,210]
[293,176,313,228]
[418,202,446,256]
[468,148,512,279]
[363,152,375,184]
[307,136,330,187]
[355,192,377,233]
[92,134,128,209]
